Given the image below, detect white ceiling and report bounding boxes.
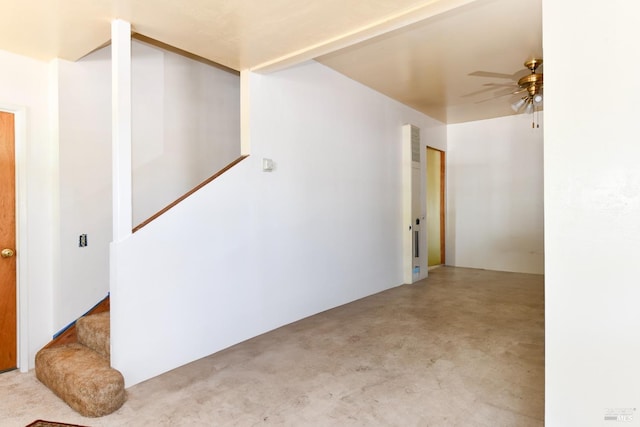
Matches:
[0,0,541,124]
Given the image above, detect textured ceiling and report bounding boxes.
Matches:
[0,0,541,123]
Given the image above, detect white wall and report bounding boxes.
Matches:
[447,114,544,274]
[50,40,241,334]
[0,49,53,369]
[111,60,446,387]
[131,40,241,226]
[544,1,640,426]
[55,47,112,330]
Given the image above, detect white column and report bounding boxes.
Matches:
[110,19,131,377]
[111,19,132,241]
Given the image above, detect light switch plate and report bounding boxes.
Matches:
[262,158,274,172]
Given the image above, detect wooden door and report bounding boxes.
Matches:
[0,111,17,372]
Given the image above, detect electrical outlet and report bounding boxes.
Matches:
[79,234,88,247]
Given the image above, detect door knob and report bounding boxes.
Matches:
[1,248,15,258]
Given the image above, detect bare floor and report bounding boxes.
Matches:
[1,267,544,426]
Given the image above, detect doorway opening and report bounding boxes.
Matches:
[427,146,445,267]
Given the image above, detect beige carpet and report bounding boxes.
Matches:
[0,267,544,426]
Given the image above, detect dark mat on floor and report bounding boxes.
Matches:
[26,420,89,427]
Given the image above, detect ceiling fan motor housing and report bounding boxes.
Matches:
[519,59,543,96]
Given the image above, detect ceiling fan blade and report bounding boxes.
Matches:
[474,88,527,104]
[460,83,518,98]
[468,71,516,79]
[461,86,503,98]
[486,82,517,87]
[469,68,532,81]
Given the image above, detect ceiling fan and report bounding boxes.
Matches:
[469,59,544,114]
[510,59,543,114]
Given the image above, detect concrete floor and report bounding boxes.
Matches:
[1,267,544,426]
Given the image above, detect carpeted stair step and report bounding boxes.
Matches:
[35,343,125,417]
[76,311,110,360]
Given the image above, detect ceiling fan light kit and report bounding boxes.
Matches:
[513,59,543,108]
[524,101,534,114]
[511,97,527,112]
[512,58,543,127]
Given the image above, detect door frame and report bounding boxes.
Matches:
[1,105,28,371]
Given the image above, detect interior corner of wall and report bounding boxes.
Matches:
[48,59,60,108]
[48,58,62,321]
[240,70,251,156]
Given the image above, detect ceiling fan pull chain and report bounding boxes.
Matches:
[532,107,540,129]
